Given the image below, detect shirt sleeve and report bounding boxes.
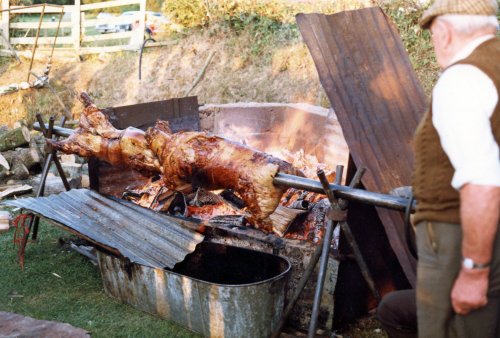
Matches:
[432,64,500,190]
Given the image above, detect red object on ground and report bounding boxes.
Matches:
[12,213,33,269]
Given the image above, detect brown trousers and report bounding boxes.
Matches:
[416,221,500,338]
[377,289,417,338]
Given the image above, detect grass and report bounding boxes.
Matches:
[0,218,200,338]
[0,219,388,337]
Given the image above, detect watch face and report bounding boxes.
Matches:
[463,258,474,269]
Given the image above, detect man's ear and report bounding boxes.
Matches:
[437,20,453,50]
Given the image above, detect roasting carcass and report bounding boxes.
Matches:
[145,120,302,231]
[50,93,303,231]
[50,93,161,175]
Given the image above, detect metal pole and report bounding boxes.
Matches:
[308,166,345,338]
[139,37,155,80]
[31,115,69,240]
[33,122,72,137]
[274,173,414,211]
[31,122,416,214]
[270,240,323,338]
[49,7,64,62]
[27,3,45,82]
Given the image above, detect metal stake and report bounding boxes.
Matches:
[31,115,70,240]
[308,166,379,337]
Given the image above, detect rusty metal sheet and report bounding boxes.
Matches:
[90,161,151,197]
[2,189,204,269]
[297,8,426,285]
[0,311,89,338]
[102,96,200,132]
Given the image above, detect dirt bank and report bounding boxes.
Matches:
[0,27,326,126]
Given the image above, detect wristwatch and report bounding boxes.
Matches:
[462,257,490,270]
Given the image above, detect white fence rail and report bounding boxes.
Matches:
[0,0,149,56]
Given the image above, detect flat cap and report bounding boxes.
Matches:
[420,0,499,29]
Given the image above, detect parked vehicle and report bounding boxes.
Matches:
[96,11,169,34]
[95,12,118,34]
[115,11,136,32]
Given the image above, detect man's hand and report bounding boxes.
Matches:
[453,184,500,315]
[451,267,489,315]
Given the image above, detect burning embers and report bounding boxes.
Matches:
[123,178,244,220]
[51,93,334,241]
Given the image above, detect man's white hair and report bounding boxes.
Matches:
[437,14,499,34]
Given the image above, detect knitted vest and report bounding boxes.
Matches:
[412,37,500,225]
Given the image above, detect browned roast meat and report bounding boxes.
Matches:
[49,93,161,175]
[50,93,303,231]
[145,121,303,232]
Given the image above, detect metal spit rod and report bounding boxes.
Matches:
[34,123,72,137]
[273,173,414,212]
[33,122,415,213]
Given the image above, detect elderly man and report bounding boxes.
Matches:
[411,0,500,337]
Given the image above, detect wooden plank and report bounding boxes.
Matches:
[4,40,176,57]
[145,40,176,48]
[78,44,134,54]
[1,0,9,50]
[136,0,146,46]
[77,40,175,54]
[1,47,78,59]
[80,0,139,11]
[72,0,80,51]
[10,36,73,44]
[82,31,132,42]
[0,49,15,57]
[9,5,69,14]
[82,17,132,27]
[10,21,72,29]
[297,8,426,286]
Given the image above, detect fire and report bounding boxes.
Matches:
[219,111,334,179]
[209,111,341,242]
[125,109,341,242]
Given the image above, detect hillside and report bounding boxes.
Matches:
[0,1,439,127]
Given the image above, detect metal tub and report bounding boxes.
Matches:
[97,242,291,337]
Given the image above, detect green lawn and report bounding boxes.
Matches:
[0,217,199,338]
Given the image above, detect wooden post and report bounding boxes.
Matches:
[136,0,146,49]
[1,0,9,50]
[72,0,81,54]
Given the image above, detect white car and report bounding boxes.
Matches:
[95,12,118,34]
[114,11,137,32]
[96,11,169,34]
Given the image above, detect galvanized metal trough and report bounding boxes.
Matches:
[97,242,291,338]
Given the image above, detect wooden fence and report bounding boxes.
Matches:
[0,0,169,57]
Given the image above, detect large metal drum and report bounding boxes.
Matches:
[97,242,291,338]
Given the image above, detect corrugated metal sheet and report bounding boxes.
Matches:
[297,8,425,285]
[2,189,204,269]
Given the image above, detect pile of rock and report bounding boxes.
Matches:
[0,121,89,200]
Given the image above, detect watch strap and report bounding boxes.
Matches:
[462,257,490,270]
